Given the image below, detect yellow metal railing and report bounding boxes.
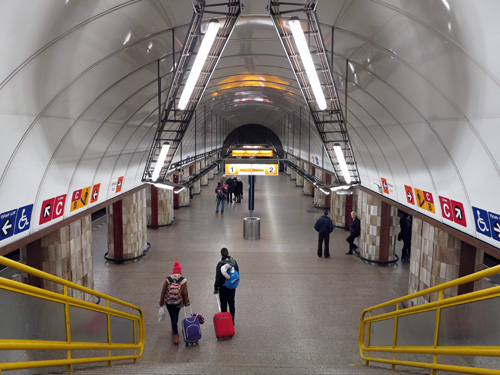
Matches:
[0,256,145,373]
[359,264,500,375]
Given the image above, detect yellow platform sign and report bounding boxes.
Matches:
[231,149,273,157]
[226,164,278,176]
[414,188,436,214]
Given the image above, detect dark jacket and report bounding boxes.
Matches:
[235,180,243,195]
[214,256,239,292]
[314,215,334,233]
[399,216,412,242]
[349,216,361,237]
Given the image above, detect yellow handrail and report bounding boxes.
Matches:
[359,263,500,375]
[0,256,145,373]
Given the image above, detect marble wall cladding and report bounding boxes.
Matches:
[193,162,201,194]
[21,216,93,300]
[108,190,148,260]
[178,167,190,207]
[122,190,147,259]
[146,185,174,226]
[201,159,209,186]
[314,169,326,208]
[356,190,398,261]
[331,191,346,227]
[303,163,313,196]
[407,218,483,306]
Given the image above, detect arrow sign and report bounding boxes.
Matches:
[91,183,101,203]
[40,198,55,225]
[2,219,12,236]
[451,200,467,227]
[0,209,17,240]
[404,185,415,205]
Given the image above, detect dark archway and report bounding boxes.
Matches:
[222,124,284,157]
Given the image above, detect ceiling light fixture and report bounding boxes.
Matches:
[178,20,220,110]
[151,143,170,182]
[174,187,186,194]
[319,187,331,195]
[153,183,174,190]
[333,144,352,184]
[288,17,327,110]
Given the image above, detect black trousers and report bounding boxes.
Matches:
[402,239,411,258]
[219,287,236,323]
[166,304,181,335]
[317,232,330,257]
[346,234,358,252]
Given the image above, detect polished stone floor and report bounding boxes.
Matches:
[89,171,417,373]
[6,171,487,375]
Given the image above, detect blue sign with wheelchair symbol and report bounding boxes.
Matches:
[14,204,33,235]
[473,206,491,238]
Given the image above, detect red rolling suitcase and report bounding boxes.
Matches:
[213,294,235,340]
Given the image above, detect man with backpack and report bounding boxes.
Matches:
[215,181,227,214]
[214,247,239,324]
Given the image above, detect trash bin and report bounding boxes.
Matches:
[243,217,260,240]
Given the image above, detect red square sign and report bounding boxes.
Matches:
[439,196,453,221]
[404,185,415,205]
[451,200,467,227]
[39,198,55,224]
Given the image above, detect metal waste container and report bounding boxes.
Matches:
[243,217,260,240]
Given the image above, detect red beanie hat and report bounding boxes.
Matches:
[172,261,182,274]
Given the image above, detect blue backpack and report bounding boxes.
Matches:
[224,267,240,289]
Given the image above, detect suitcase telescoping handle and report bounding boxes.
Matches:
[183,304,193,319]
[216,293,222,313]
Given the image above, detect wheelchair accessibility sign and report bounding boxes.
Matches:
[0,204,33,241]
[473,206,500,242]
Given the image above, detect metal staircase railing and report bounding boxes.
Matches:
[360,264,500,375]
[0,256,144,374]
[269,0,360,185]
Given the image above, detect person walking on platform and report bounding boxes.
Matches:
[214,247,239,324]
[398,213,412,261]
[346,211,361,255]
[215,182,226,214]
[235,177,243,203]
[314,210,334,258]
[159,261,190,345]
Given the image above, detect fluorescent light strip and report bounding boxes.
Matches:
[319,187,331,195]
[288,18,327,110]
[333,144,352,184]
[174,187,186,194]
[154,183,174,190]
[151,143,170,182]
[178,20,220,110]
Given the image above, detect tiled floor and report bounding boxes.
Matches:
[88,172,418,373]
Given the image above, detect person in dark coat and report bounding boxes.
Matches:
[398,213,412,261]
[346,211,361,254]
[214,247,239,324]
[234,177,243,203]
[226,177,235,202]
[314,210,334,258]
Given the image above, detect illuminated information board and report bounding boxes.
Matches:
[231,149,273,157]
[226,164,278,176]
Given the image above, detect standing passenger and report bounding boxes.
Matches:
[345,211,361,254]
[235,177,243,203]
[314,210,334,258]
[399,213,412,261]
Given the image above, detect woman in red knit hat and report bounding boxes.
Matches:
[159,261,190,344]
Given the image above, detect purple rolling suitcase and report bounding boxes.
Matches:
[182,305,202,346]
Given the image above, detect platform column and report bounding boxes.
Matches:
[177,166,190,207]
[20,216,93,300]
[295,159,304,187]
[356,189,398,261]
[201,158,209,186]
[314,169,327,208]
[303,162,313,196]
[192,162,201,195]
[408,218,483,306]
[146,184,174,227]
[107,189,147,261]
